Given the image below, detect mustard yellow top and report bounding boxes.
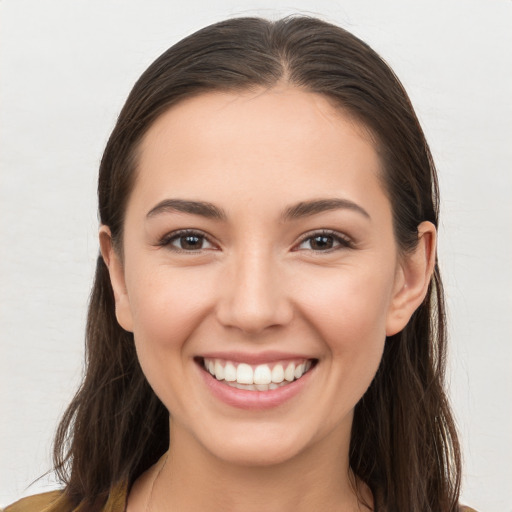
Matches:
[3,481,127,512]
[3,483,478,512]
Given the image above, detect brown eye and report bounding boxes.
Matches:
[296,230,352,252]
[161,230,215,252]
[176,234,204,250]
[309,235,335,250]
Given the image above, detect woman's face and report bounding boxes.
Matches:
[105,86,429,466]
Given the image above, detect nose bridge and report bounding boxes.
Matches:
[217,244,292,334]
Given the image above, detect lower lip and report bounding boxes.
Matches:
[198,363,315,411]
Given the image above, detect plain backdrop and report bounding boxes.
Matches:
[1,1,511,510]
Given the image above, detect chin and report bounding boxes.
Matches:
[192,420,320,468]
[210,438,306,467]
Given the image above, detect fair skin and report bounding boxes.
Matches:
[100,86,436,512]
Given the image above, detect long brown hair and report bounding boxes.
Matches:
[53,15,461,511]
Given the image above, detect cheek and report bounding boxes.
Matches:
[295,263,394,352]
[293,266,392,420]
[124,264,217,403]
[125,264,218,413]
[128,264,214,345]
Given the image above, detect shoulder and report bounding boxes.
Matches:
[3,481,128,512]
[459,506,479,512]
[2,491,67,512]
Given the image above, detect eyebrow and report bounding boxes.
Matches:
[281,198,370,221]
[146,197,370,221]
[147,199,227,220]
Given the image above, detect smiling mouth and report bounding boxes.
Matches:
[197,357,317,391]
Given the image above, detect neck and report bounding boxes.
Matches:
[143,419,372,512]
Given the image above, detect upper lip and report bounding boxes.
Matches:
[197,351,316,365]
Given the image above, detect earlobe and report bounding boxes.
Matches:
[385,221,437,336]
[99,226,134,332]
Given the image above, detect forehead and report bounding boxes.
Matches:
[140,86,373,157]
[131,86,387,218]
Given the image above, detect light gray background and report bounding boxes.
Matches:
[1,1,511,510]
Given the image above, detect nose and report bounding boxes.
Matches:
[215,248,293,335]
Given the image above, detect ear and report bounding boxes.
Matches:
[99,226,134,332]
[386,221,437,336]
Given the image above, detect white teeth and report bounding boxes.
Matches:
[225,381,289,391]
[202,358,314,389]
[236,363,253,384]
[253,364,272,385]
[294,362,305,379]
[224,362,237,382]
[284,362,295,382]
[214,360,225,380]
[271,364,284,383]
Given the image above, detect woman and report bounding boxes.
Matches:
[6,15,475,512]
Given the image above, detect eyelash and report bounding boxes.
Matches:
[158,229,354,254]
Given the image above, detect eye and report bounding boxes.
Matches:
[295,230,353,252]
[159,229,216,253]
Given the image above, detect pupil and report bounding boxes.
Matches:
[312,235,332,250]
